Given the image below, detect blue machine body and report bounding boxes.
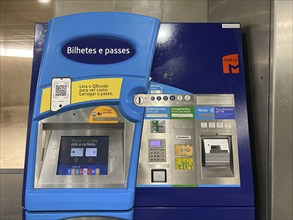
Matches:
[23,12,160,220]
[24,21,254,220]
[134,23,254,219]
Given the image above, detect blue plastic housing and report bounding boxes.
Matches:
[23,12,160,217]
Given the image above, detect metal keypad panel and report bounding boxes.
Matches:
[148,139,166,162]
[149,147,166,162]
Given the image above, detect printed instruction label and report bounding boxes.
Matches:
[215,107,236,119]
[71,78,122,103]
[170,107,194,119]
[195,107,215,120]
[40,78,123,113]
[89,106,119,124]
[222,24,240,29]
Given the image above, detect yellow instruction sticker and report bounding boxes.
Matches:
[71,78,123,103]
[40,78,123,113]
[89,106,119,124]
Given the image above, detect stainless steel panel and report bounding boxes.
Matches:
[34,106,135,189]
[208,1,271,219]
[195,95,234,105]
[137,120,173,185]
[137,94,240,186]
[270,1,293,219]
[170,119,197,185]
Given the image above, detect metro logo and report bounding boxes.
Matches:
[222,54,239,74]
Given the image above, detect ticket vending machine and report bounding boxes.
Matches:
[23,12,160,219]
[134,24,254,219]
[25,20,254,220]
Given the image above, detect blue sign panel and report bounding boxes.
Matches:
[62,37,136,64]
[145,107,170,119]
[215,107,236,119]
[195,107,215,120]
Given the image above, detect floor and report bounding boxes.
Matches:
[0,106,28,219]
[0,105,28,169]
[0,172,23,220]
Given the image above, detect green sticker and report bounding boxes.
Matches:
[170,106,194,119]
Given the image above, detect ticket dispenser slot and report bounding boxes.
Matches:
[202,138,230,166]
[201,137,234,178]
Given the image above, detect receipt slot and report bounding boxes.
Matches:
[23,12,159,220]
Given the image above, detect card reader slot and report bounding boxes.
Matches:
[210,145,228,153]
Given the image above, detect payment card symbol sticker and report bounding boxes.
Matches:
[222,54,239,74]
[175,145,193,156]
[175,158,194,170]
[83,168,88,175]
[92,169,96,175]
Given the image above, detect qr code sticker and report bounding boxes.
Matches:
[54,84,68,97]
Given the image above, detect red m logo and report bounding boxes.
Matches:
[222,54,239,74]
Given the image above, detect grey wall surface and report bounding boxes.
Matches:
[270,1,293,219]
[0,0,208,107]
[208,1,271,219]
[209,0,293,220]
[54,0,208,22]
[0,56,32,106]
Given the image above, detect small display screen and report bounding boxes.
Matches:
[150,140,162,146]
[56,136,109,176]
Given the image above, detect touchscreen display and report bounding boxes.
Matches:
[56,136,109,176]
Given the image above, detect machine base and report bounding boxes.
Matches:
[134,207,254,220]
[24,210,133,220]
